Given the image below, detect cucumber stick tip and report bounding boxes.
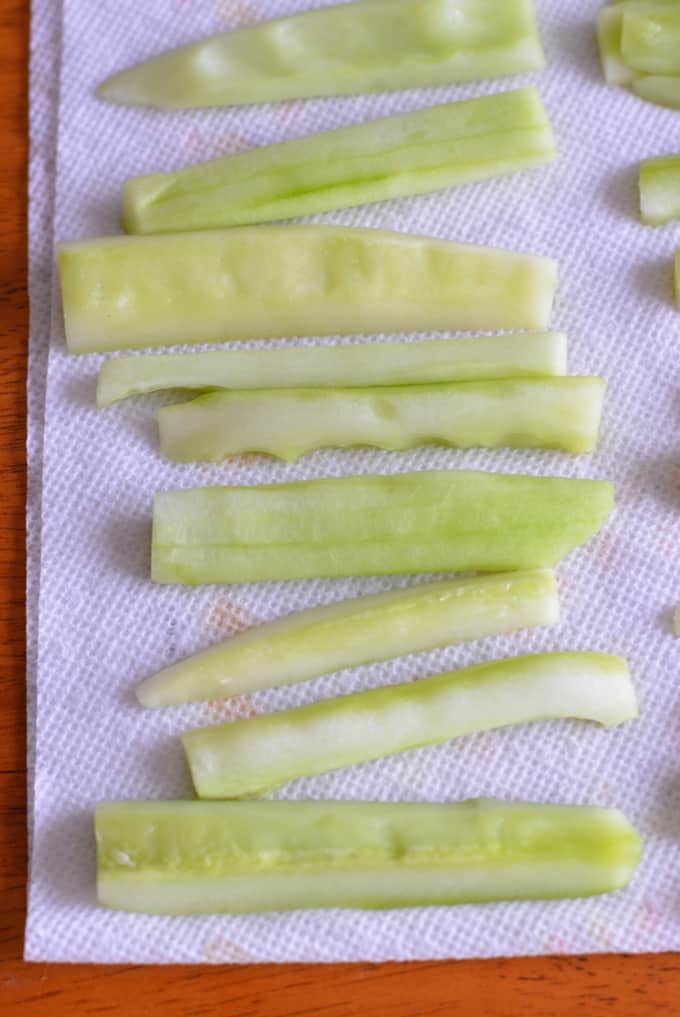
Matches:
[135,569,560,708]
[97,0,546,111]
[640,154,680,226]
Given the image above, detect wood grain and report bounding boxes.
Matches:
[1,0,679,1012]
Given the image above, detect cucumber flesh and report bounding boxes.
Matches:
[621,8,680,75]
[96,798,642,915]
[97,332,568,408]
[122,87,555,233]
[632,74,680,107]
[136,569,559,707]
[597,7,640,86]
[182,652,638,798]
[59,226,558,354]
[157,377,605,463]
[151,470,614,584]
[97,0,545,110]
[640,154,680,224]
[596,3,680,85]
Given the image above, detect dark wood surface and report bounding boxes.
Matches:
[2,1,679,1012]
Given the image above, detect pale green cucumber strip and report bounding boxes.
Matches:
[96,798,642,915]
[621,8,680,74]
[137,570,559,708]
[639,154,680,224]
[632,75,680,107]
[59,226,558,354]
[182,653,637,799]
[151,470,614,584]
[675,250,680,306]
[123,87,555,234]
[158,377,605,463]
[97,333,568,408]
[97,0,545,110]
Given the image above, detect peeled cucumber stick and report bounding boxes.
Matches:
[158,377,605,463]
[122,87,556,234]
[59,226,558,354]
[182,653,637,798]
[97,332,568,408]
[137,570,559,708]
[97,0,545,110]
[151,470,614,584]
[96,798,642,915]
[639,154,680,224]
[621,7,680,75]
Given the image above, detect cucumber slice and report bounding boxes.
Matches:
[122,87,556,234]
[182,653,637,798]
[96,798,642,915]
[59,226,558,354]
[97,333,568,408]
[639,154,680,224]
[97,0,545,110]
[157,377,605,463]
[632,74,680,107]
[151,470,614,584]
[621,7,680,74]
[137,569,559,708]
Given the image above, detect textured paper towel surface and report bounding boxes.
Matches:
[26,0,680,962]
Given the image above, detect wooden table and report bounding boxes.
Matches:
[1,2,679,1013]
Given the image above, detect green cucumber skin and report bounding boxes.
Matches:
[59,226,558,354]
[97,332,568,408]
[157,377,605,463]
[123,88,555,233]
[640,154,680,225]
[151,470,614,584]
[182,653,637,799]
[96,799,642,915]
[97,0,545,110]
[136,570,559,708]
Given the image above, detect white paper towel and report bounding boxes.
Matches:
[25,0,680,962]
